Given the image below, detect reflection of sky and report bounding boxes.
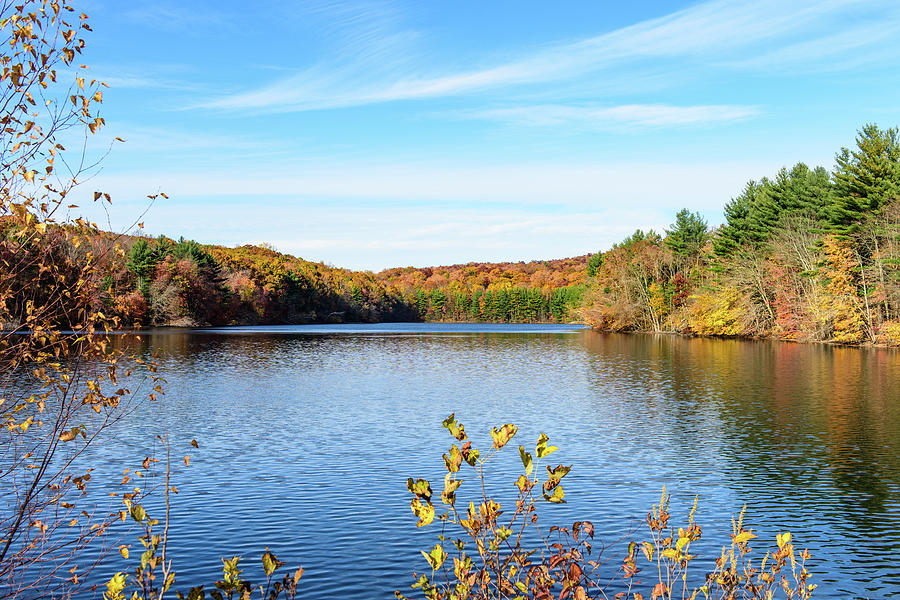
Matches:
[78,329,900,599]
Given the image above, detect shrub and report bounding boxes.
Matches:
[399,416,817,600]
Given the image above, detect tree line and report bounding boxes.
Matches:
[0,224,589,328]
[582,124,900,345]
[378,257,588,323]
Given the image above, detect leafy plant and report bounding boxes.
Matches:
[0,1,166,597]
[104,438,303,600]
[399,417,817,600]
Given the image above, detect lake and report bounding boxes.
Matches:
[87,324,899,599]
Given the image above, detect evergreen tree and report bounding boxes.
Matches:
[615,229,654,250]
[714,182,756,256]
[152,235,174,262]
[716,165,834,258]
[430,289,448,315]
[414,288,429,317]
[768,163,832,222]
[830,124,900,234]
[586,251,603,277]
[173,236,216,269]
[126,239,157,280]
[126,239,158,295]
[743,178,780,245]
[665,209,708,258]
[494,290,511,321]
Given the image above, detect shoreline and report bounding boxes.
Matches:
[587,325,900,350]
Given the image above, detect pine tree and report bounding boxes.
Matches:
[768,163,832,221]
[665,209,708,258]
[126,239,158,295]
[586,251,603,277]
[714,181,759,256]
[830,124,900,234]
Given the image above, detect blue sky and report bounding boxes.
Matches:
[73,0,900,270]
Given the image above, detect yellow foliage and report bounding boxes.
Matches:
[687,288,744,336]
[877,321,900,345]
[822,235,866,343]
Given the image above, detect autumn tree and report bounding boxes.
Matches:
[0,2,159,597]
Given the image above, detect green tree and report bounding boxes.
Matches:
[714,182,758,256]
[714,165,832,260]
[586,251,603,277]
[414,288,429,317]
[615,229,659,250]
[768,163,832,222]
[173,236,216,269]
[152,235,174,262]
[665,209,708,258]
[126,238,158,294]
[830,124,900,234]
[430,289,448,317]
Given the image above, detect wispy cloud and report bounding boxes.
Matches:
[455,104,760,129]
[98,73,199,91]
[122,2,232,32]
[70,185,678,270]
[100,124,277,154]
[723,20,900,71]
[90,62,209,92]
[199,0,422,111]
[82,159,774,212]
[196,0,900,113]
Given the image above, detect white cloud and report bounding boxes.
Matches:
[82,160,768,210]
[69,188,675,270]
[456,103,760,129]
[122,2,232,32]
[196,0,900,113]
[723,20,900,71]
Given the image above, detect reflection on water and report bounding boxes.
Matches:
[85,326,898,599]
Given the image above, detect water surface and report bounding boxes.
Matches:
[87,325,898,599]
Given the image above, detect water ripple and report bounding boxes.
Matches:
[70,326,900,599]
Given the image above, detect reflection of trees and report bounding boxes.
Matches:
[578,332,900,540]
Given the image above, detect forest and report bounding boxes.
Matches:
[582,123,900,345]
[0,223,588,328]
[0,3,891,599]
[377,258,588,323]
[3,124,899,344]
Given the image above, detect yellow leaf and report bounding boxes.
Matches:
[410,497,434,527]
[421,544,447,570]
[535,432,558,458]
[734,531,757,544]
[490,423,517,449]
